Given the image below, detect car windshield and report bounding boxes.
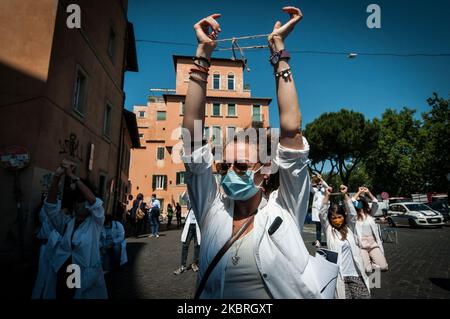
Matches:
[405,204,431,211]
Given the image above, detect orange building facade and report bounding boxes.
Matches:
[129,56,271,216]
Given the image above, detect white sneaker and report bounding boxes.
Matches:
[191,263,199,272]
[155,234,160,238]
[148,234,154,238]
[174,266,186,275]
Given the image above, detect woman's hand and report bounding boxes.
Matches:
[54,165,65,178]
[340,185,348,194]
[193,13,221,58]
[268,6,303,52]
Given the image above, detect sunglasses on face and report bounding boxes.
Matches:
[215,162,263,176]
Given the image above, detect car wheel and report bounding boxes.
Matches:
[408,219,417,228]
[388,218,396,227]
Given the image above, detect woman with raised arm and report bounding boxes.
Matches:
[42,162,107,299]
[319,185,371,299]
[182,7,335,299]
[352,187,388,273]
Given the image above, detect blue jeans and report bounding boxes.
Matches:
[315,221,322,242]
[150,212,160,235]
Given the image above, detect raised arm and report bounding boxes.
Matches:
[181,14,221,225]
[341,185,357,226]
[352,187,365,202]
[319,186,332,230]
[182,14,221,153]
[63,162,96,205]
[363,187,379,216]
[268,6,304,150]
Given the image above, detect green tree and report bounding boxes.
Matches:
[365,107,424,196]
[420,93,450,192]
[305,109,378,185]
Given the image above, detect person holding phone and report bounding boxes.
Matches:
[319,185,371,299]
[181,7,333,299]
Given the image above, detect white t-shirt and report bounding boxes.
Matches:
[340,240,359,277]
[360,216,373,237]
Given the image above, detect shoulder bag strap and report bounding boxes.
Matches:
[194,213,256,299]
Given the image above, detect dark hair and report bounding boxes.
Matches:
[168,204,172,209]
[136,193,143,200]
[152,194,156,198]
[327,204,348,240]
[356,197,371,220]
[104,214,113,225]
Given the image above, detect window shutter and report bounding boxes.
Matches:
[152,175,156,190]
[163,175,167,190]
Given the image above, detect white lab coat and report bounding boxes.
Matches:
[44,198,108,299]
[181,209,201,245]
[310,180,329,222]
[100,221,128,266]
[32,206,62,299]
[183,138,337,299]
[353,199,385,255]
[319,199,370,299]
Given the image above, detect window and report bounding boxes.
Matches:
[227,103,236,117]
[157,111,166,121]
[152,175,167,190]
[180,101,185,115]
[98,173,107,200]
[227,126,236,141]
[107,28,116,61]
[103,104,112,137]
[157,147,165,160]
[139,133,144,138]
[212,103,221,116]
[212,126,222,144]
[252,105,262,121]
[139,111,145,118]
[203,126,210,140]
[73,67,87,114]
[213,74,221,90]
[227,74,235,90]
[176,172,186,185]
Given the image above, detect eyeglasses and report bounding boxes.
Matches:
[215,162,263,176]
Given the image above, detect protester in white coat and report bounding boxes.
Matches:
[100,214,128,272]
[31,206,62,299]
[181,7,337,299]
[352,187,388,273]
[43,163,107,299]
[319,185,371,299]
[310,174,329,247]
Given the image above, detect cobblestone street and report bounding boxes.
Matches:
[107,223,450,299]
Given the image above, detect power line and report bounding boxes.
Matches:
[135,38,450,58]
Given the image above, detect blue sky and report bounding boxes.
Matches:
[124,0,450,128]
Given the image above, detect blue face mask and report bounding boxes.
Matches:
[220,165,263,201]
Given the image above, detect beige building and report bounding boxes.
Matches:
[0,0,139,262]
[129,56,271,216]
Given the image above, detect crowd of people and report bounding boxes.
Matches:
[32,5,390,300]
